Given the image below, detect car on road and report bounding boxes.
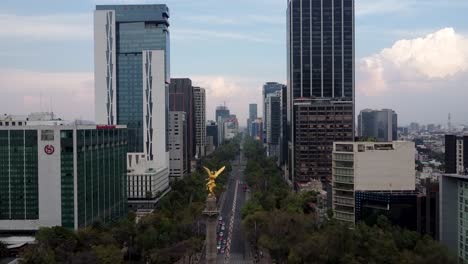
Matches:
[221,225,225,231]
[220,248,225,254]
[219,232,224,237]
[223,239,227,245]
[218,216,223,222]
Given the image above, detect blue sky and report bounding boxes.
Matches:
[1,0,468,126]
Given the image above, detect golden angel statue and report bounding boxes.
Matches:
[203,166,226,196]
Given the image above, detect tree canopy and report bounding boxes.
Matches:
[19,137,241,264]
[241,137,455,264]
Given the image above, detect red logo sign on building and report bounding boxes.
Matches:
[44,145,55,155]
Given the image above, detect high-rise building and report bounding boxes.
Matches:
[332,141,415,224]
[194,87,206,158]
[445,135,468,175]
[263,83,285,143]
[94,4,171,207]
[358,109,398,142]
[0,115,128,231]
[440,174,468,263]
[287,0,355,183]
[169,78,195,164]
[251,118,263,142]
[215,106,231,145]
[265,92,282,158]
[215,105,230,123]
[206,121,218,150]
[248,104,258,136]
[279,86,288,169]
[223,117,239,141]
[168,112,188,180]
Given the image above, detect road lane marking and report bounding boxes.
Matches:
[224,179,239,264]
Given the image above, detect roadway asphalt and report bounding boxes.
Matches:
[217,150,252,264]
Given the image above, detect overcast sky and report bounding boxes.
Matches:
[1,0,468,126]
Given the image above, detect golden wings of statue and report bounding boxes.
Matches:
[203,166,226,196]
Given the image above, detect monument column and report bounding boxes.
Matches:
[203,194,219,264]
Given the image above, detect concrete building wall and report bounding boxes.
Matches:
[94,10,117,125]
[194,87,206,158]
[439,174,460,258]
[143,50,169,170]
[168,111,187,179]
[354,141,415,191]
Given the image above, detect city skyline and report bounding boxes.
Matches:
[1,0,468,125]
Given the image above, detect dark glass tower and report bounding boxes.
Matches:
[287,0,355,183]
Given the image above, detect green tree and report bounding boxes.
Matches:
[19,245,56,264]
[0,241,8,258]
[92,244,123,264]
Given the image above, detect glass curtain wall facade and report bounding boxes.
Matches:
[75,128,128,229]
[0,126,127,230]
[358,109,398,142]
[96,5,170,153]
[287,0,354,183]
[0,130,38,220]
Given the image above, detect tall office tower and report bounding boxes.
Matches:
[358,109,398,142]
[0,114,127,231]
[206,121,218,149]
[279,86,288,169]
[287,0,355,183]
[440,173,468,263]
[265,92,282,159]
[215,105,230,123]
[194,87,206,158]
[251,118,264,142]
[168,112,188,180]
[445,135,468,175]
[263,82,285,143]
[332,141,415,224]
[94,4,171,208]
[215,105,230,145]
[169,78,195,166]
[223,117,239,140]
[248,104,258,136]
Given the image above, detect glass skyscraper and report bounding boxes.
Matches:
[94,5,171,206]
[287,0,355,183]
[358,109,398,142]
[95,4,170,154]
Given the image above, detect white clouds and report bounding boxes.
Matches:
[0,69,94,120]
[189,75,267,122]
[381,28,468,78]
[358,28,468,96]
[0,13,92,40]
[357,27,468,124]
